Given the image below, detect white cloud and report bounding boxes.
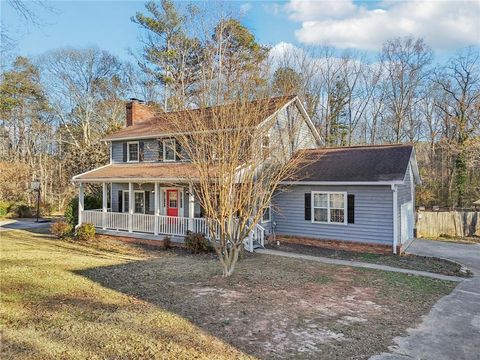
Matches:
[240,3,252,15]
[285,0,480,51]
[286,0,357,21]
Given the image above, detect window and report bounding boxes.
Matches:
[127,142,139,162]
[262,205,271,222]
[134,191,145,213]
[168,191,178,208]
[122,190,145,213]
[164,139,176,161]
[261,135,270,158]
[312,192,346,224]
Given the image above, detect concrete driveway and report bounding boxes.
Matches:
[0,219,51,232]
[371,239,480,360]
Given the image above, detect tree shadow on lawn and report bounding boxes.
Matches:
[75,252,455,359]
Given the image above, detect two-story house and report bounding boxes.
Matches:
[73,95,420,254]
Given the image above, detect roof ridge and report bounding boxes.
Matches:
[145,94,297,117]
[303,144,413,152]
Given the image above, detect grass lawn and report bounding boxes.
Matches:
[1,229,457,359]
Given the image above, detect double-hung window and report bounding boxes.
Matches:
[312,192,346,224]
[127,142,139,162]
[163,139,176,161]
[262,205,271,222]
[261,135,270,158]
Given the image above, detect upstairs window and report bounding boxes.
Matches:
[127,142,139,162]
[164,139,176,161]
[312,192,346,224]
[261,135,270,158]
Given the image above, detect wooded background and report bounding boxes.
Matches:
[1,0,479,214]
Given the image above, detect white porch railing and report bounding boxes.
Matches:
[80,210,265,252]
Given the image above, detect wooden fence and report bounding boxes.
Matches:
[416,211,480,238]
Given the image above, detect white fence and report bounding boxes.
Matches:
[80,210,265,252]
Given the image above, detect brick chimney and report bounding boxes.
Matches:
[126,98,155,127]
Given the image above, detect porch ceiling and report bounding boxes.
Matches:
[73,163,201,183]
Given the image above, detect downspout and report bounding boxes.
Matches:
[391,184,398,255]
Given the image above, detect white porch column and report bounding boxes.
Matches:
[102,182,107,230]
[128,182,134,232]
[78,183,84,226]
[188,183,195,231]
[154,182,159,235]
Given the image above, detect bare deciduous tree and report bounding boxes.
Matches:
[173,96,307,276]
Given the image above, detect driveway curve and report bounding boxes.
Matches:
[371,239,480,360]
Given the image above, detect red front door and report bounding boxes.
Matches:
[166,190,179,217]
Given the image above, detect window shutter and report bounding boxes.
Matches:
[304,193,311,221]
[145,191,150,213]
[139,141,145,161]
[118,191,123,212]
[175,139,182,160]
[158,140,164,161]
[347,194,355,224]
[122,143,127,162]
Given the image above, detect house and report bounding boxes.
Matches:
[73,95,419,254]
[273,144,420,254]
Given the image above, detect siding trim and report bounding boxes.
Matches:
[392,184,398,254]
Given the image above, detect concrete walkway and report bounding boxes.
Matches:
[371,239,480,360]
[255,248,465,281]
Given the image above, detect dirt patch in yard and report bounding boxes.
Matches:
[79,244,456,360]
[267,242,472,278]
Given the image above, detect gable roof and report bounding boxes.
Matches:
[103,95,299,141]
[284,144,420,184]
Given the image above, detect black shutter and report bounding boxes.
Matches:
[158,140,164,161]
[139,141,145,161]
[122,143,127,162]
[118,190,123,212]
[304,193,311,221]
[347,194,355,224]
[175,139,182,160]
[145,191,150,213]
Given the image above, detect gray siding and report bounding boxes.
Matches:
[268,103,318,160]
[272,185,394,245]
[112,141,124,163]
[112,140,160,163]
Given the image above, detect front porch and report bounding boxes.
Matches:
[81,209,209,237]
[77,182,265,251]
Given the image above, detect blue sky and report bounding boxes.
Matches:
[2,0,479,62]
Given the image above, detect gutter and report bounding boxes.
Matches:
[280,180,404,186]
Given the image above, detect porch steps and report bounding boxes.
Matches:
[252,240,264,250]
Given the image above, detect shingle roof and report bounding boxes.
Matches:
[103,95,297,141]
[286,144,414,183]
[73,163,203,182]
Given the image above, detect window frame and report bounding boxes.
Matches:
[122,190,146,214]
[127,141,140,162]
[163,138,176,162]
[311,191,347,225]
[262,204,271,223]
[261,134,270,158]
